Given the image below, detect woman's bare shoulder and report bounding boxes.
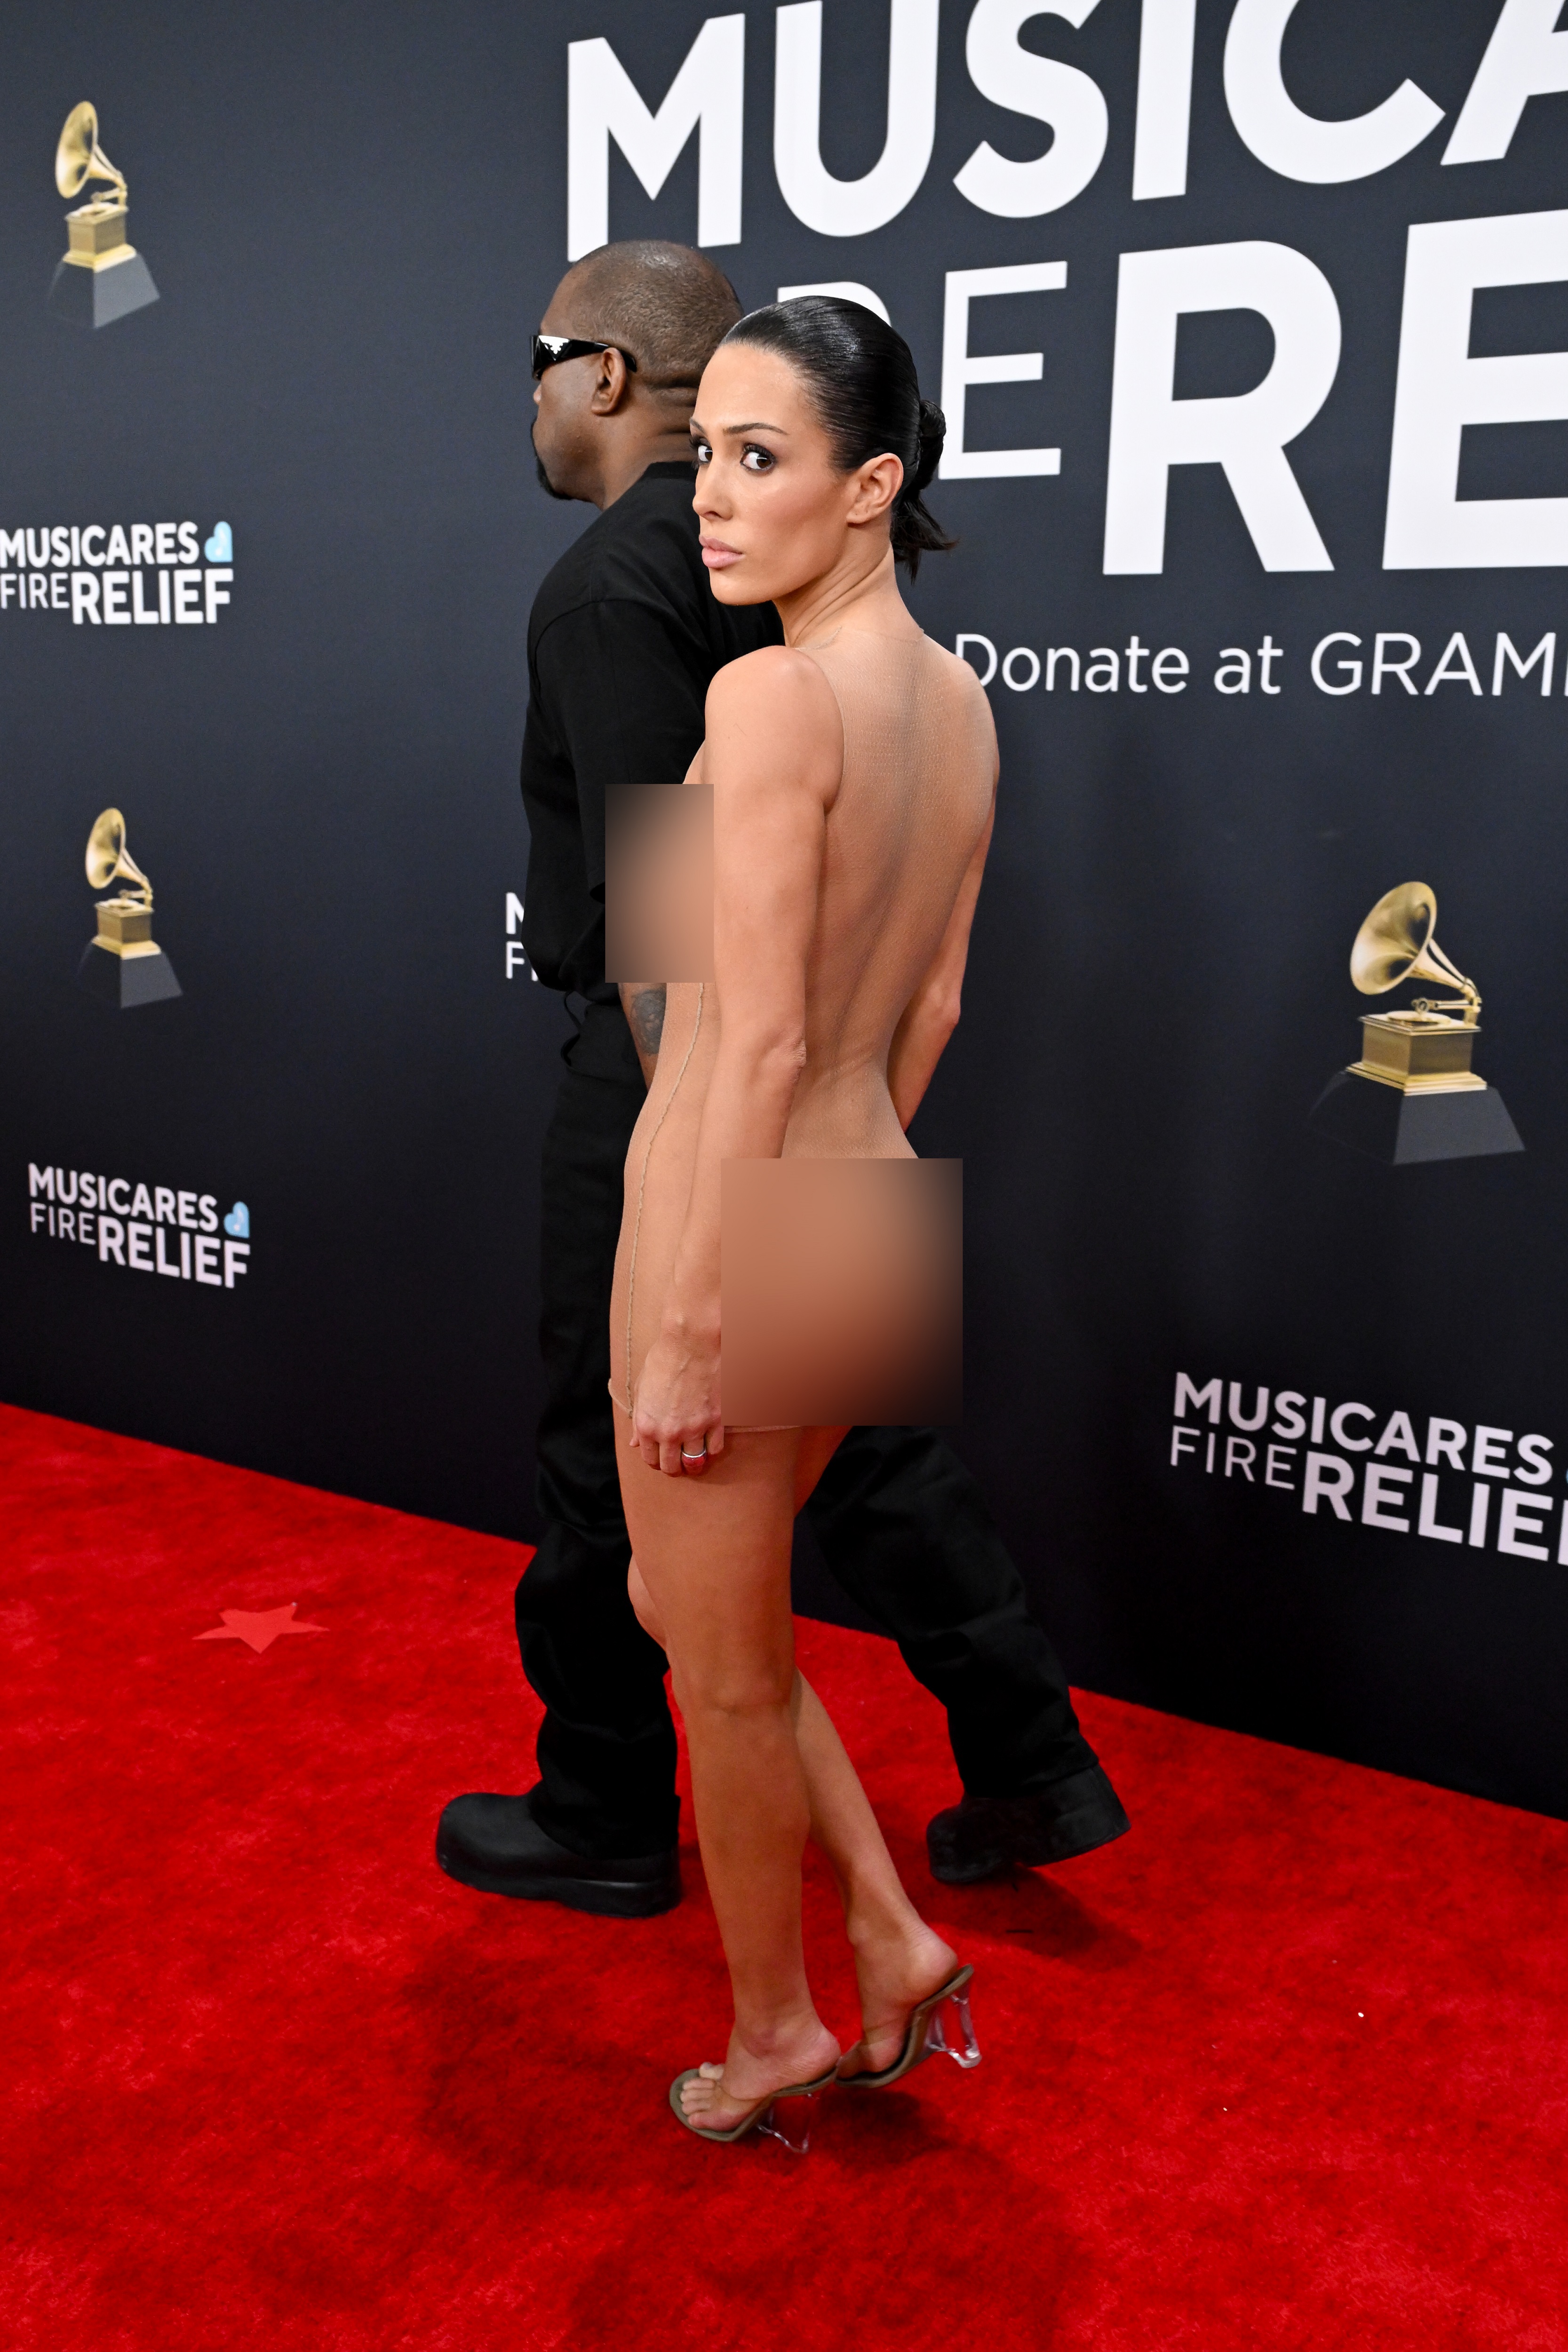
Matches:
[704,647,844,786]
[921,638,1000,776]
[707,642,840,720]
[923,636,992,697]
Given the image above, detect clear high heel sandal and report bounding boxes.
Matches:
[836,1965,981,2089]
[669,2062,838,2151]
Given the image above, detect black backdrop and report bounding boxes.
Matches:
[6,0,1568,1818]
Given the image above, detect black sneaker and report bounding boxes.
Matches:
[926,1764,1130,1887]
[436,1791,681,1919]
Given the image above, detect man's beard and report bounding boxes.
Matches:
[531,423,572,501]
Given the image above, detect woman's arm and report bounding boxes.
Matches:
[886,787,995,1131]
[630,647,842,1475]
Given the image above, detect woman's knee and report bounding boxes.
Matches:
[671,1650,796,1723]
[627,1558,667,1648]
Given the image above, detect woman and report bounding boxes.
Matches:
[611,298,998,2143]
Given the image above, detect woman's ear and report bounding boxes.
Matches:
[846,452,904,528]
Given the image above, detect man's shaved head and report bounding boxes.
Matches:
[533,242,743,508]
[555,241,743,391]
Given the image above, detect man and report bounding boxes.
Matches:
[437,241,1127,1918]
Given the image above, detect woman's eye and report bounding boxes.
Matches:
[692,439,712,466]
[740,445,774,473]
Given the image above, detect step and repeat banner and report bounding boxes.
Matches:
[6,0,1568,1816]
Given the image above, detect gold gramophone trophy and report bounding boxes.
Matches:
[1309,882,1520,1163]
[79,810,181,1009]
[48,103,159,329]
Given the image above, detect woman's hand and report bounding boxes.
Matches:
[631,1322,725,1477]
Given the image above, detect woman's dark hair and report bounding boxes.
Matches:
[719,297,955,576]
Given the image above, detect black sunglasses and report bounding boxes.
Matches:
[532,334,639,380]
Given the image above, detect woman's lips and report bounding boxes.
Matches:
[700,539,742,569]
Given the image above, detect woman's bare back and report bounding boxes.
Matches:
[610,621,996,1414]
[778,625,996,1155]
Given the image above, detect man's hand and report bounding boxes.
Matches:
[619,982,667,1087]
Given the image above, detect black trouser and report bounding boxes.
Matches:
[515,1001,1101,1860]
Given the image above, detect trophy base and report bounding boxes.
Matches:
[48,251,159,329]
[78,940,182,1009]
[1309,1070,1522,1164]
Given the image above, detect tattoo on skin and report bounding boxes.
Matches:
[630,986,667,1058]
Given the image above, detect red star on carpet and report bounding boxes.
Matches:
[195,1603,327,1654]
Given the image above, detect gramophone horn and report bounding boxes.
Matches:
[56,102,126,204]
[86,808,151,902]
[1350,880,1476,1007]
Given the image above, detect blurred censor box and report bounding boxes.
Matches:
[604,784,713,983]
[722,1158,962,1427]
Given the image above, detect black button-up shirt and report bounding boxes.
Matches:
[519,460,783,1009]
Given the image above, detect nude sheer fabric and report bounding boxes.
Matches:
[609,624,996,1426]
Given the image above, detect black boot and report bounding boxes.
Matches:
[436,1788,680,1919]
[926,1764,1130,1887]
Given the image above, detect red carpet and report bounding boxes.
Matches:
[4,1403,1566,2351]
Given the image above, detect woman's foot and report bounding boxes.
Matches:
[836,1923,959,2081]
[677,2016,841,2133]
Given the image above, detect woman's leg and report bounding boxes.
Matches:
[619,1414,838,2127]
[629,1422,959,2085]
[783,1428,959,2071]
[788,1674,957,2074]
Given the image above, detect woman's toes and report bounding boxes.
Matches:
[680,2065,733,2120]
